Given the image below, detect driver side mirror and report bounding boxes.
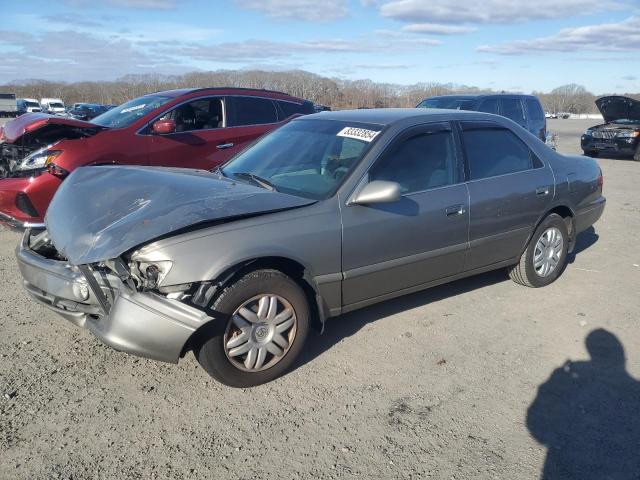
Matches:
[351,180,401,205]
[152,118,176,135]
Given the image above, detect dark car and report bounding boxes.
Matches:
[0,87,315,227]
[417,94,547,141]
[68,103,110,121]
[581,96,640,161]
[16,108,605,387]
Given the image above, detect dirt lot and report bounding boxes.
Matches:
[0,119,638,479]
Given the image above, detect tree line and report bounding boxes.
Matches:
[1,70,633,114]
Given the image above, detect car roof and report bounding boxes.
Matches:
[427,93,539,100]
[148,87,303,101]
[298,108,490,126]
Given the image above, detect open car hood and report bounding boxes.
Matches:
[45,166,315,265]
[1,112,103,144]
[595,96,640,124]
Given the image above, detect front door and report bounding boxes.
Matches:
[341,122,469,307]
[145,96,232,170]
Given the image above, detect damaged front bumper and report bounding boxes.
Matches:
[15,229,213,363]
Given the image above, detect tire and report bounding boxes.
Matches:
[633,145,640,162]
[584,150,598,158]
[509,213,569,288]
[195,269,310,387]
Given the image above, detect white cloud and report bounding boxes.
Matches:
[234,0,349,21]
[380,0,625,24]
[478,16,640,55]
[402,23,476,35]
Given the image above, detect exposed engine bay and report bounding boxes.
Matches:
[0,124,100,178]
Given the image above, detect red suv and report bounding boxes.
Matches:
[0,88,314,227]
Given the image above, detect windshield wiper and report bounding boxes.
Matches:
[232,172,277,192]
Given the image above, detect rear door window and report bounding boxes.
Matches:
[499,98,526,126]
[277,100,313,119]
[227,97,278,126]
[461,123,537,180]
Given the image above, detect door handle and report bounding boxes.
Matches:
[445,204,466,217]
[536,186,550,196]
[216,142,234,150]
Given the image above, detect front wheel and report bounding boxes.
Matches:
[509,213,569,288]
[195,269,310,387]
[583,150,598,158]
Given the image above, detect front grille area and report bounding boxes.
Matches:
[592,130,617,139]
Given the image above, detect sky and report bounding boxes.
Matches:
[1,0,639,94]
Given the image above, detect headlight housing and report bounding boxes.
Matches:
[584,129,593,136]
[16,146,62,172]
[130,256,173,290]
[616,130,640,138]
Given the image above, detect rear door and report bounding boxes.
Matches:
[341,122,469,306]
[459,121,554,270]
[221,96,282,159]
[145,96,231,169]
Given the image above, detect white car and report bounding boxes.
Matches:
[40,98,67,115]
[545,112,558,119]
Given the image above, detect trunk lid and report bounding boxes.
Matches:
[595,96,640,124]
[45,165,316,265]
[1,112,103,145]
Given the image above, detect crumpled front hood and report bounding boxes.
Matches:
[595,96,640,124]
[45,166,315,265]
[1,112,103,144]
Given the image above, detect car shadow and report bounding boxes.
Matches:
[295,268,508,370]
[568,226,598,264]
[527,329,640,479]
[295,228,600,370]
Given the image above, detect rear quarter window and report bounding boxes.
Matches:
[499,98,526,125]
[525,98,545,122]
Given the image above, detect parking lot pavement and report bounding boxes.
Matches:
[0,119,638,479]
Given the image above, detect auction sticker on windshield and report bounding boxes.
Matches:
[337,127,380,142]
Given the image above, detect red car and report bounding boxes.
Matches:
[0,88,314,227]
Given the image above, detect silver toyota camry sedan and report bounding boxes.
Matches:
[16,109,605,387]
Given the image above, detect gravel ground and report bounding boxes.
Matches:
[0,118,638,479]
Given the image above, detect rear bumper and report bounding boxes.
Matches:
[575,197,606,234]
[16,230,213,363]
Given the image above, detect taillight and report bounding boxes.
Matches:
[47,163,70,179]
[598,169,604,191]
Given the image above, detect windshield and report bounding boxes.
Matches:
[25,101,39,108]
[49,102,64,109]
[222,119,382,200]
[91,95,173,128]
[417,97,475,110]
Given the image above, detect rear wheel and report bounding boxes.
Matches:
[195,269,310,387]
[509,213,569,288]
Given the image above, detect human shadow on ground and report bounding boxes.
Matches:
[527,329,640,480]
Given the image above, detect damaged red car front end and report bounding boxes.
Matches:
[0,113,102,227]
